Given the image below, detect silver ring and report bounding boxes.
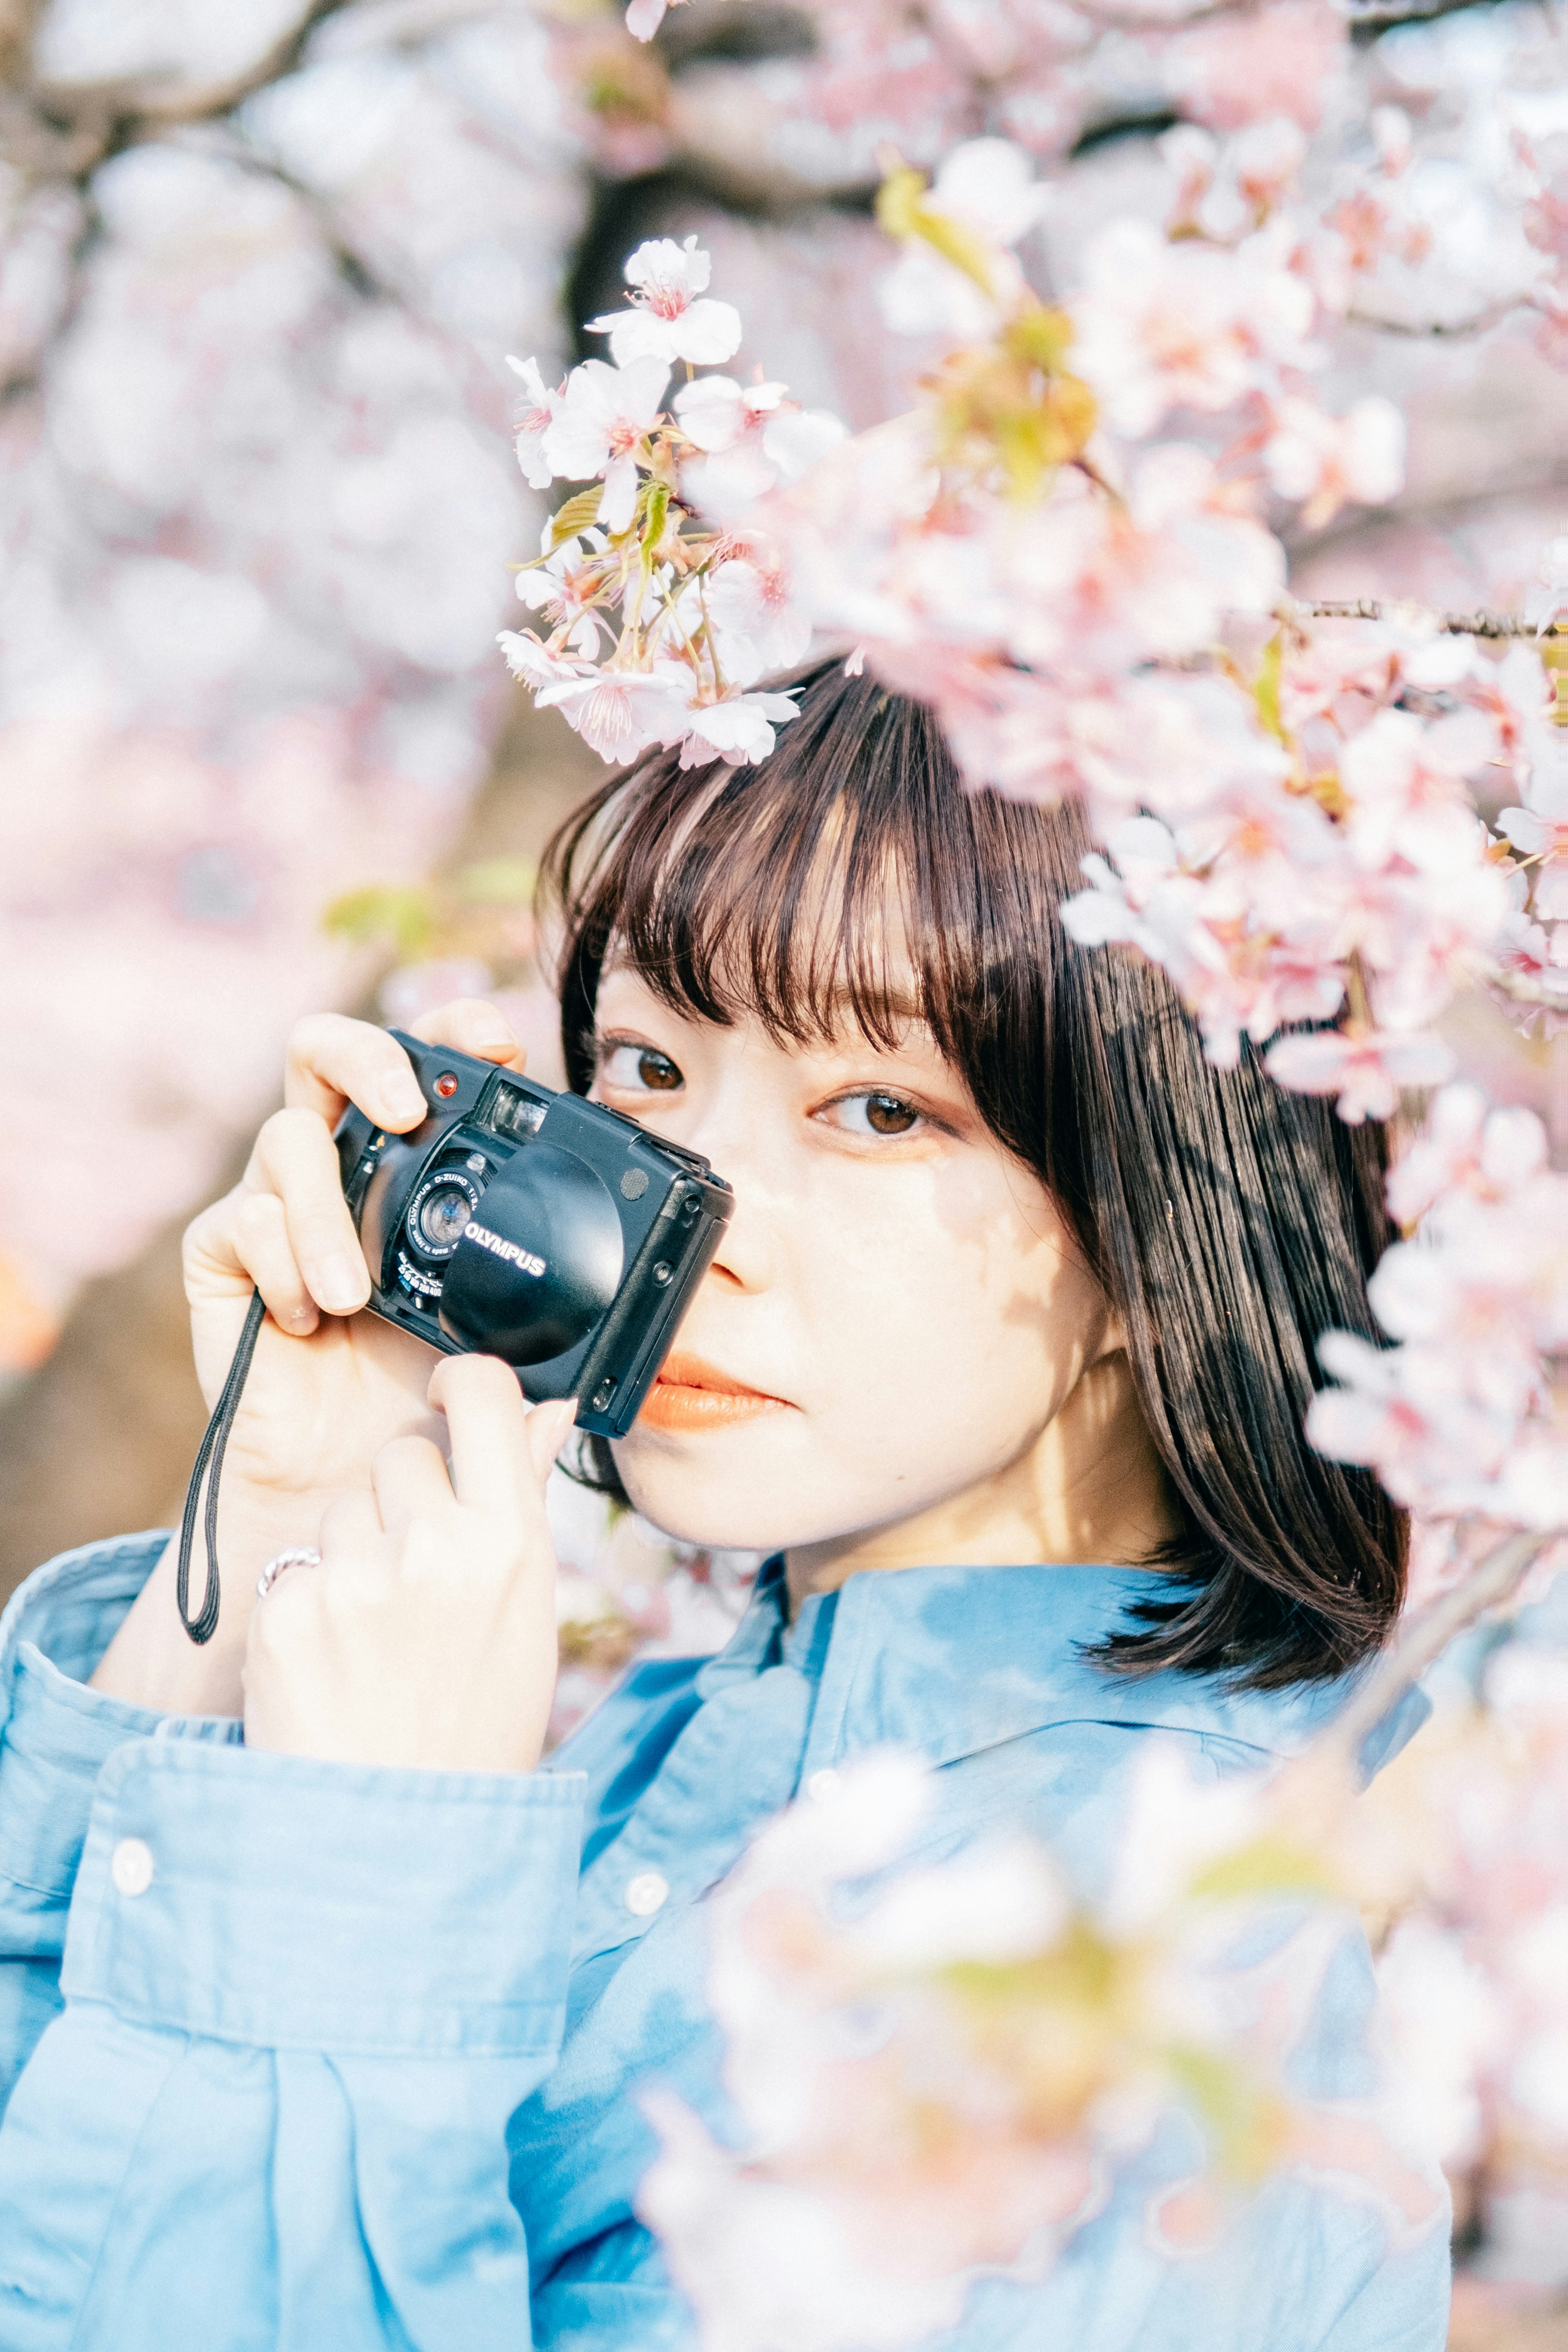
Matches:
[256,1546,322,1600]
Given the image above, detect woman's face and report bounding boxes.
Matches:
[592,964,1156,1577]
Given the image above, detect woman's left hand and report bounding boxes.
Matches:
[243,1356,574,1773]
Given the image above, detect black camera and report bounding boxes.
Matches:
[333,1029,733,1437]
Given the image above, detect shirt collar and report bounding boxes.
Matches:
[698,1559,1426,1779]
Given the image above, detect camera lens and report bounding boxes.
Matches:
[416,1183,471,1253]
[406,1167,483,1263]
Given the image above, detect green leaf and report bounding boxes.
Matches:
[550,484,604,548]
[1006,304,1076,373]
[875,161,998,298]
[641,479,670,564]
[1254,630,1285,744]
[322,886,436,958]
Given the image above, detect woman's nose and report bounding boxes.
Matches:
[683,1110,780,1298]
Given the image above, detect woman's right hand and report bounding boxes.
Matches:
[90,998,529,1717]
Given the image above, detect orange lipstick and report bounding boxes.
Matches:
[638,1350,791,1433]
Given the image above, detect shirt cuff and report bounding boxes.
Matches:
[62,1740,586,2057]
[0,1535,239,1929]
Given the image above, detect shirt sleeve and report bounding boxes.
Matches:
[0,1531,237,2107]
[0,1537,588,2352]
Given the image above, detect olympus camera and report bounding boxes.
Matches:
[333,1030,733,1437]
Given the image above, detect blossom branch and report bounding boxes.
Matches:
[1301,1528,1551,1787]
[1292,600,1555,641]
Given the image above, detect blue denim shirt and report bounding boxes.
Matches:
[0,1533,1448,2352]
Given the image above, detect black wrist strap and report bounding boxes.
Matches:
[176,1289,267,1645]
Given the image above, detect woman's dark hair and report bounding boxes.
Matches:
[539,658,1405,1689]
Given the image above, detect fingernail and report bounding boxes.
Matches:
[314,1254,366,1313]
[472,1021,514,1056]
[384,1076,428,1124]
[539,1399,578,1456]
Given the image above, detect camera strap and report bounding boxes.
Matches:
[176,1288,266,1645]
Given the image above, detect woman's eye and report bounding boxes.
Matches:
[599,1041,684,1094]
[824,1091,924,1138]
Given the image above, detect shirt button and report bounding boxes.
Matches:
[111,1838,155,1898]
[624,1870,669,1918]
[806,1768,842,1803]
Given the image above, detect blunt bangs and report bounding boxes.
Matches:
[543,665,1054,1085]
[540,658,1407,1691]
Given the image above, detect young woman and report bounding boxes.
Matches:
[0,663,1445,2351]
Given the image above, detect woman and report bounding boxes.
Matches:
[0,664,1445,2350]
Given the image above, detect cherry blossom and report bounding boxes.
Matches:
[641,1744,1446,2352]
[1068,218,1314,439]
[1358,1645,1568,2277]
[543,670,693,765]
[1384,1083,1547,1229]
[876,137,1053,341]
[496,233,836,772]
[1263,1029,1457,1125]
[1497,800,1568,922]
[540,354,671,534]
[674,376,847,525]
[1262,396,1406,532]
[507,354,564,492]
[513,521,612,657]
[623,0,681,38]
[684,543,814,684]
[587,235,743,370]
[675,687,803,768]
[1308,1094,1568,1526]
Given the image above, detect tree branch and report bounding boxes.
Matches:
[1301,1528,1550,1789]
[1290,598,1549,641]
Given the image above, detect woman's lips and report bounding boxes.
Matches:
[637,1350,792,1434]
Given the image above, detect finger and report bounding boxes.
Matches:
[231,1189,319,1335]
[248,1107,370,1316]
[318,1490,385,1557]
[526,1399,578,1491]
[246,1526,333,1653]
[427,1354,542,1520]
[408,997,526,1071]
[284,1011,430,1133]
[371,1433,457,1536]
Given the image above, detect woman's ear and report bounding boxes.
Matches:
[1089,1304,1129,1368]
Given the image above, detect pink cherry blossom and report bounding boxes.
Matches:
[1263,395,1406,531]
[1164,0,1347,133]
[587,235,743,370]
[673,688,802,769]
[688,542,813,684]
[513,524,610,659]
[1263,1028,1456,1123]
[541,355,671,535]
[623,0,683,39]
[506,354,563,492]
[877,137,1052,339]
[673,374,788,454]
[1524,535,1568,634]
[1386,1086,1549,1227]
[1498,804,1568,923]
[1069,219,1314,438]
[530,664,694,765]
[1339,707,1497,876]
[674,377,846,524]
[642,1740,1448,2350]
